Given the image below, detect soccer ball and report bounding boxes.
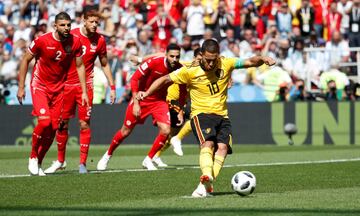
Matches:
[231,171,256,196]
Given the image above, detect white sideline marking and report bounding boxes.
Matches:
[1,158,360,179]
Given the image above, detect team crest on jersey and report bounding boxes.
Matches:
[205,128,211,134]
[64,45,72,54]
[215,69,224,79]
[90,43,97,50]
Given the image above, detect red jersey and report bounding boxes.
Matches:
[130,56,182,102]
[66,28,107,85]
[29,32,82,93]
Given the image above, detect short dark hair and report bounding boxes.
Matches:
[84,10,101,19]
[55,12,71,22]
[193,47,201,57]
[201,39,220,54]
[166,43,181,52]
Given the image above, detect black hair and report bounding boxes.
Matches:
[55,12,72,23]
[166,43,181,52]
[193,47,201,57]
[201,39,220,54]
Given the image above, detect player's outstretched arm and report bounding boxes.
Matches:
[137,75,174,100]
[99,55,116,104]
[242,56,276,68]
[75,56,89,106]
[17,51,34,105]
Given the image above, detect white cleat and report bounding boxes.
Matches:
[191,183,211,198]
[170,136,183,156]
[152,156,168,167]
[44,160,66,174]
[79,164,88,174]
[142,156,158,170]
[28,157,39,175]
[38,167,46,176]
[97,151,111,171]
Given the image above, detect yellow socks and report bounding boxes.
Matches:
[199,147,214,177]
[213,155,225,179]
[177,121,192,140]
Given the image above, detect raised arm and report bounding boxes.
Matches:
[241,56,276,68]
[17,50,34,104]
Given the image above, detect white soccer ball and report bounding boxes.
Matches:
[231,171,256,196]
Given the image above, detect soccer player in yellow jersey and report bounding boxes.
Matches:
[138,39,275,197]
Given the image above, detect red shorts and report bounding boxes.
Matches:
[31,87,63,129]
[123,100,170,129]
[62,84,94,121]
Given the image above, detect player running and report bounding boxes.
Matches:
[43,10,116,174]
[97,43,183,171]
[17,12,87,176]
[138,39,275,197]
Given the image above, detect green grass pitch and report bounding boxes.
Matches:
[1,144,360,216]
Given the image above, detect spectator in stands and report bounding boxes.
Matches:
[210,0,234,42]
[183,0,206,41]
[239,28,255,58]
[0,50,17,82]
[296,0,315,39]
[21,0,45,27]
[5,0,21,26]
[137,29,153,57]
[275,2,292,37]
[325,31,350,69]
[121,3,141,39]
[289,79,311,101]
[219,28,237,53]
[319,66,350,100]
[311,0,331,38]
[146,4,178,52]
[241,1,259,31]
[337,0,353,38]
[348,0,360,74]
[324,2,342,41]
[13,19,32,43]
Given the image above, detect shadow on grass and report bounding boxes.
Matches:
[1,206,360,216]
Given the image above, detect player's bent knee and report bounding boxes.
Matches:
[217,143,228,155]
[120,126,132,137]
[79,120,90,130]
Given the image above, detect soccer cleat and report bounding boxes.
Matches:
[28,157,39,175]
[44,160,66,174]
[97,151,111,171]
[200,175,214,193]
[38,167,46,176]
[142,156,158,170]
[170,136,183,156]
[152,156,168,167]
[79,164,88,174]
[191,183,211,198]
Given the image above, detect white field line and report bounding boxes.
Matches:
[1,157,360,179]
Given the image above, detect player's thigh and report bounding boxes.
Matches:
[190,113,218,145]
[77,87,93,122]
[31,87,51,118]
[216,118,233,154]
[49,91,64,129]
[150,101,171,126]
[122,101,146,129]
[62,85,78,120]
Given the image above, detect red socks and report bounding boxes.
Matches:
[56,129,68,163]
[107,130,125,155]
[147,133,168,159]
[30,119,52,159]
[79,128,91,164]
[37,128,56,165]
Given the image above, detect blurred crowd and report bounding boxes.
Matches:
[0,0,360,104]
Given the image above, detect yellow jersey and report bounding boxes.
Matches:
[169,57,240,118]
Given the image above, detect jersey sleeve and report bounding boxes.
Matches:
[73,37,83,57]
[98,36,107,57]
[169,67,189,85]
[28,38,42,56]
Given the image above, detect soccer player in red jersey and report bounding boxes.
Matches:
[44,10,116,174]
[97,43,182,171]
[17,12,88,176]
